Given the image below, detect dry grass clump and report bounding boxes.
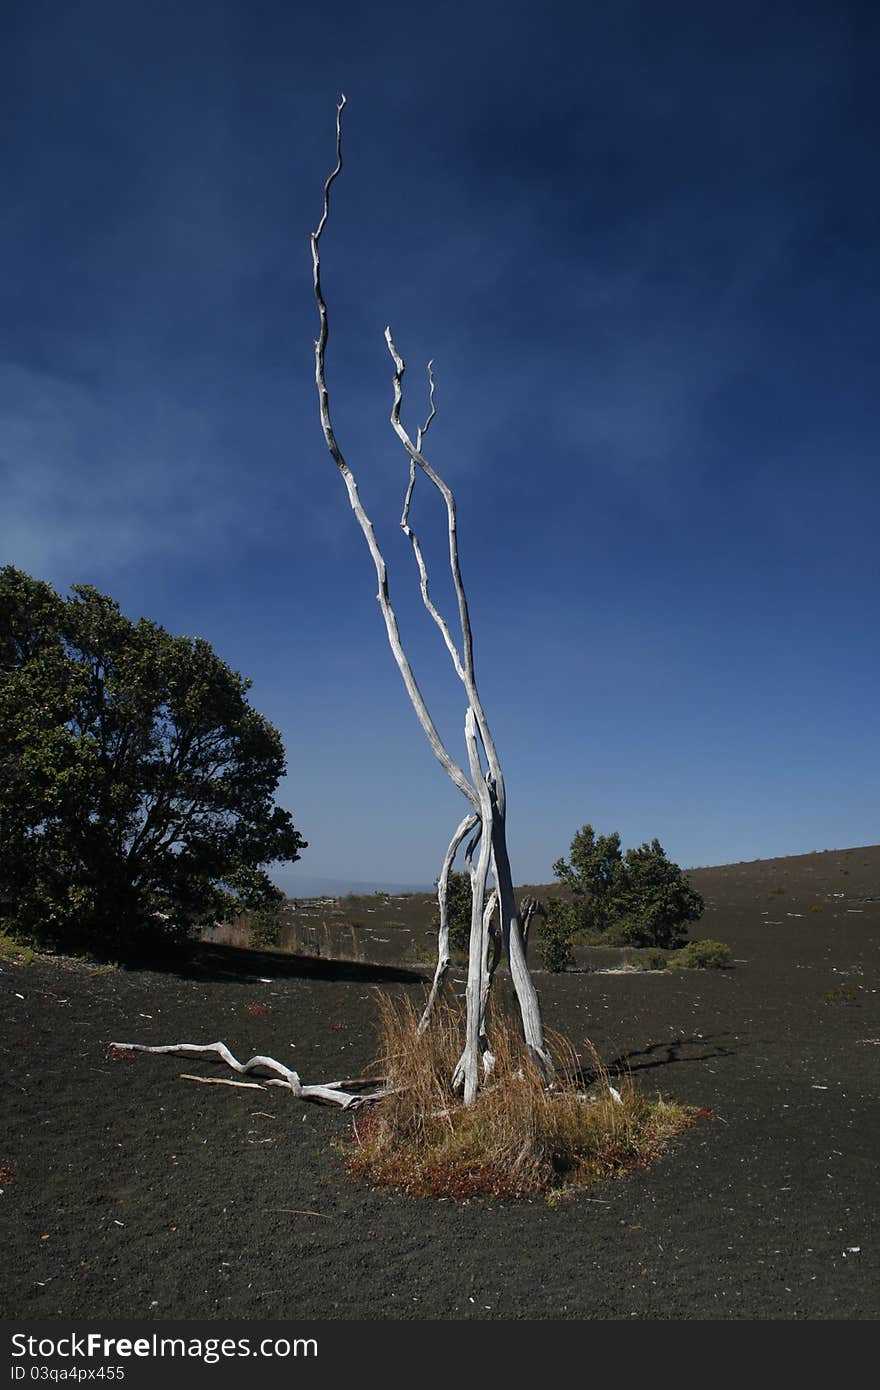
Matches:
[346,993,701,1200]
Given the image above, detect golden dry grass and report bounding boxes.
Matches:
[346,993,701,1200]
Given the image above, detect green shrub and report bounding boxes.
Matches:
[0,930,34,964]
[822,984,859,1005]
[668,939,732,970]
[441,871,473,955]
[539,899,577,972]
[250,904,285,950]
[632,947,669,972]
[552,824,704,950]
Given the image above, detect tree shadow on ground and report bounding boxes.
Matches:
[567,1034,741,1089]
[117,940,428,987]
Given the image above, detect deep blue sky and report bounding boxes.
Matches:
[2,0,878,893]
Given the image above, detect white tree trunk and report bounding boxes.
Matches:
[311,96,553,1101]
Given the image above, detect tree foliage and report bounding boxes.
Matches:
[0,567,306,955]
[537,910,576,974]
[610,837,705,949]
[543,824,703,967]
[552,825,624,935]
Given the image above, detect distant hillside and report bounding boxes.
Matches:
[272,870,434,899]
[275,845,880,911]
[207,841,880,968]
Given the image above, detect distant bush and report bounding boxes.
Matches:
[822,984,860,1005]
[250,904,285,950]
[539,902,577,972]
[632,947,670,972]
[435,870,472,955]
[668,940,732,970]
[548,825,704,962]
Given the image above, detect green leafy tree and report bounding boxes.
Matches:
[0,567,306,955]
[607,839,704,949]
[546,824,703,961]
[551,825,625,934]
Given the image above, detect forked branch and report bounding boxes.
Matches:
[310,96,478,813]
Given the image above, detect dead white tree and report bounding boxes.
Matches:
[311,95,552,1103]
[113,97,552,1110]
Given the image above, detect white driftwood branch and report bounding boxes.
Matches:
[458,711,495,1105]
[519,895,545,953]
[110,1041,385,1109]
[311,97,478,814]
[386,332,501,772]
[385,331,515,824]
[400,366,468,682]
[479,886,500,1032]
[387,331,476,682]
[417,809,479,1035]
[180,1074,266,1090]
[479,886,499,1078]
[488,797,554,1080]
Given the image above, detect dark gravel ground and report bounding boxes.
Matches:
[1,846,878,1321]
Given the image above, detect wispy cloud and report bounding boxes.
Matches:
[0,363,236,575]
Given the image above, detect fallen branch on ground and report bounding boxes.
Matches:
[179,1074,266,1090]
[109,1040,388,1109]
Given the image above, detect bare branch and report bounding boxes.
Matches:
[458,709,495,1105]
[520,895,546,952]
[399,363,469,681]
[479,885,500,1078]
[385,329,509,818]
[110,1040,385,1109]
[386,329,476,682]
[417,809,479,1035]
[310,100,478,811]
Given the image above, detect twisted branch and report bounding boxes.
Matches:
[109,1040,387,1109]
[386,331,505,802]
